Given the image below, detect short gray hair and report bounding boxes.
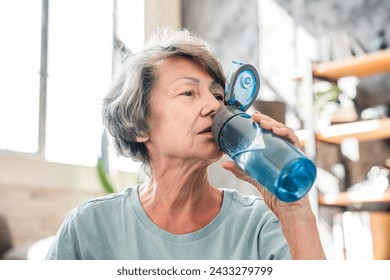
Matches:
[102,28,226,177]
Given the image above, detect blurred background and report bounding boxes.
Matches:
[0,0,390,260]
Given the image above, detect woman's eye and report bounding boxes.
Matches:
[214,94,224,101]
[183,91,193,97]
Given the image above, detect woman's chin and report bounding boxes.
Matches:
[207,148,224,163]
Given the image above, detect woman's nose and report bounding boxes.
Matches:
[200,92,223,117]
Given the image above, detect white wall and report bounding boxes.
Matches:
[145,0,181,40]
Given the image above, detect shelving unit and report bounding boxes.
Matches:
[308,49,390,260]
[311,49,390,183]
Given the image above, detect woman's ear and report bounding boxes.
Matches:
[135,135,149,143]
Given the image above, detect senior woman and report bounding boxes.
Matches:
[46,28,325,260]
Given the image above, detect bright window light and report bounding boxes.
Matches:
[0,0,41,153]
[117,0,145,53]
[45,0,113,166]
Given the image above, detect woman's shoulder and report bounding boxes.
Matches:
[68,186,137,217]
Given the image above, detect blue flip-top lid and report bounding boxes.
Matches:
[224,61,260,112]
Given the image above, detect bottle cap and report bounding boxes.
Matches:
[211,105,245,148]
[224,61,260,112]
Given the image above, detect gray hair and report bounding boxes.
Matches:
[102,28,226,177]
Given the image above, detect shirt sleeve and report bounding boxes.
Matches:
[45,210,81,260]
[258,212,291,260]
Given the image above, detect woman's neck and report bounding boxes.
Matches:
[138,160,223,234]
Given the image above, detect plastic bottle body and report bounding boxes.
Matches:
[217,112,316,202]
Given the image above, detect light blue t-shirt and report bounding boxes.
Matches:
[46,186,290,260]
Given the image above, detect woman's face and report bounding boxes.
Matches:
[144,57,225,166]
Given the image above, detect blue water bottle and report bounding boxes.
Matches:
[211,61,316,202]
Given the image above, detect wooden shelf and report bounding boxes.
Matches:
[313,49,390,81]
[319,190,390,207]
[315,118,390,144]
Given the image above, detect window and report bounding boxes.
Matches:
[45,0,113,166]
[0,0,41,153]
[0,0,144,171]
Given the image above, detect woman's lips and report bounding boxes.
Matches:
[198,126,212,134]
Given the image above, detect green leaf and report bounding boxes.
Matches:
[97,158,115,194]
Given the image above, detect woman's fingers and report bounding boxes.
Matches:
[220,160,252,182]
[252,111,302,150]
[272,126,302,149]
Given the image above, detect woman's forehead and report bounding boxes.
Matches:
[156,57,223,87]
[157,57,209,80]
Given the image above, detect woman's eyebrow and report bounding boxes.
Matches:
[210,80,224,90]
[172,77,223,90]
[172,77,200,84]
